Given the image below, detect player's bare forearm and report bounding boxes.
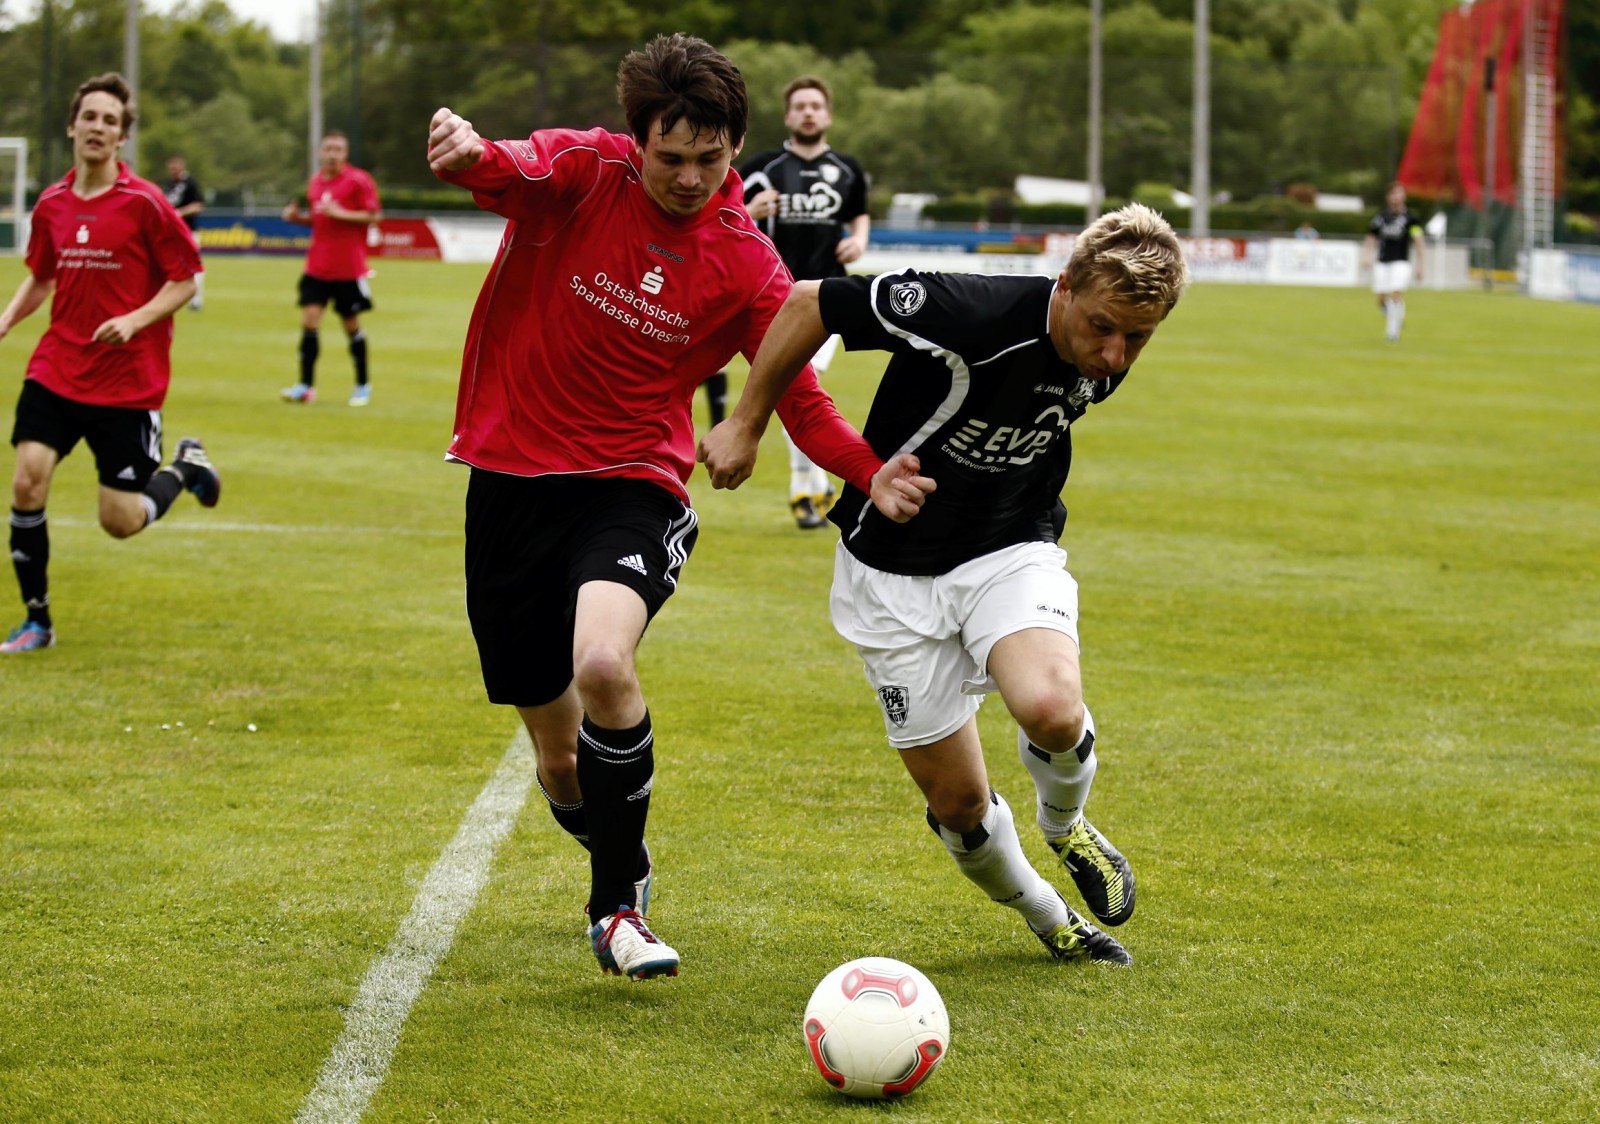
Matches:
[729,282,828,432]
[0,275,53,340]
[92,278,196,345]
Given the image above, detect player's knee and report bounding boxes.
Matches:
[99,508,144,539]
[571,644,638,705]
[927,784,989,835]
[1014,695,1085,755]
[12,472,47,509]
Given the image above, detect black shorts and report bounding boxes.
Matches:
[465,469,699,707]
[10,379,162,491]
[298,274,373,318]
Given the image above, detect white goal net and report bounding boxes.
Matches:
[0,138,29,254]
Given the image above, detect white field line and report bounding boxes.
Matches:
[52,516,456,537]
[296,727,535,1124]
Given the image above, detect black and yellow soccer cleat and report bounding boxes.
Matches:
[1033,899,1132,967]
[1048,818,1135,927]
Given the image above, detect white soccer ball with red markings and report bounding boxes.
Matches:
[803,956,950,1099]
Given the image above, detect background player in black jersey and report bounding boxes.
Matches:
[1361,182,1424,342]
[163,154,205,310]
[705,75,870,528]
[700,204,1189,966]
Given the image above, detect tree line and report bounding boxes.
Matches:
[0,0,1594,216]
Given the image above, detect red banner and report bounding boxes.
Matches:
[366,218,442,260]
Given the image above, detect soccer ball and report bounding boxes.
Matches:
[802,957,950,1099]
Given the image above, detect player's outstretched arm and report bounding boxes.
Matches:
[428,108,486,174]
[868,452,936,523]
[0,275,54,342]
[698,281,829,490]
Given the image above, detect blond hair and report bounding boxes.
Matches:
[1066,203,1188,314]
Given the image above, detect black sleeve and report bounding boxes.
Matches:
[738,150,780,203]
[818,275,895,351]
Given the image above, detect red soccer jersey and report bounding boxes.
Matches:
[436,127,880,502]
[25,163,203,410]
[304,164,381,281]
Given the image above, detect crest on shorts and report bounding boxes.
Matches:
[889,281,927,317]
[878,685,910,728]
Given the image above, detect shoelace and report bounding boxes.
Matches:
[596,909,658,953]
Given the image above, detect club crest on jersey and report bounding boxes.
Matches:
[878,685,910,728]
[889,281,926,317]
[821,163,840,184]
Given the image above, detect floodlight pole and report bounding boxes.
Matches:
[123,0,140,171]
[1087,0,1103,222]
[309,1,324,178]
[1192,0,1210,236]
[1482,56,1496,287]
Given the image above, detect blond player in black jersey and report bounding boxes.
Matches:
[701,205,1188,966]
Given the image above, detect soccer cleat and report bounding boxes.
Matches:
[1,619,55,654]
[173,437,221,508]
[791,494,826,530]
[1048,817,1135,927]
[634,844,653,916]
[348,385,371,407]
[281,383,316,404]
[1034,898,1132,967]
[588,905,679,981]
[812,485,837,517]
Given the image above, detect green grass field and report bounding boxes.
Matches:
[1,256,1597,1122]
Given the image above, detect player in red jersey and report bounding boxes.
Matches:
[427,33,934,981]
[281,131,382,406]
[1,72,220,655]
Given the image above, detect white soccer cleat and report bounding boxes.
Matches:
[587,905,679,981]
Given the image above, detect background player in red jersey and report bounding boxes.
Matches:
[426,33,932,982]
[1,72,220,655]
[281,131,382,406]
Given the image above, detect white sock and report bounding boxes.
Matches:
[1393,299,1406,338]
[1017,706,1098,838]
[929,790,1067,934]
[1385,299,1402,339]
[784,426,818,497]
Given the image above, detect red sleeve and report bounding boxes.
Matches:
[774,371,881,495]
[435,129,604,224]
[150,196,203,282]
[25,200,55,282]
[736,257,881,493]
[358,169,381,212]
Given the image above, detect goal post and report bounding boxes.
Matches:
[0,138,29,254]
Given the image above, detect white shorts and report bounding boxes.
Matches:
[811,334,840,376]
[830,540,1080,749]
[1372,260,1412,294]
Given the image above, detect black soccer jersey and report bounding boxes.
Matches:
[819,269,1124,577]
[163,174,203,232]
[1367,207,1421,263]
[740,145,869,282]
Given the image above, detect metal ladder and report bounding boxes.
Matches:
[1519,0,1560,256]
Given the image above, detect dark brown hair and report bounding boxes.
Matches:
[783,75,832,111]
[616,33,747,147]
[68,72,135,138]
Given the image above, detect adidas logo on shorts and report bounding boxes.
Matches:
[617,554,647,576]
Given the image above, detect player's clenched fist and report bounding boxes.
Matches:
[427,108,485,173]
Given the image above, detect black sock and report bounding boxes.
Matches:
[9,507,50,629]
[704,370,727,425]
[299,329,319,386]
[537,771,591,851]
[349,332,368,386]
[141,467,186,524]
[576,712,654,917]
